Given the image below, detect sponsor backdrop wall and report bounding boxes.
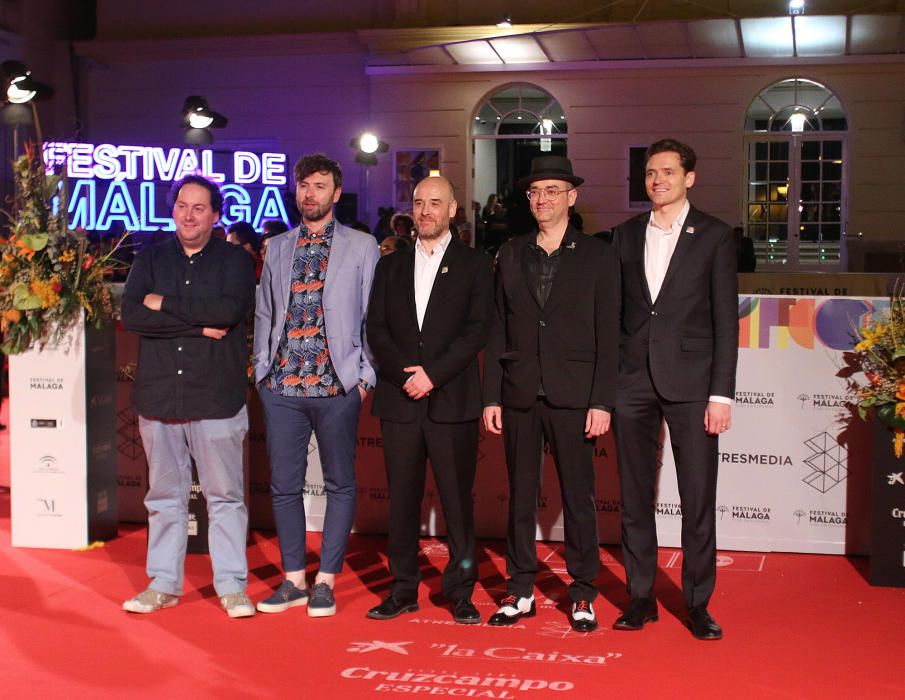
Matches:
[115,295,879,555]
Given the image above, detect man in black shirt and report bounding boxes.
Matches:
[482,156,619,633]
[121,175,257,618]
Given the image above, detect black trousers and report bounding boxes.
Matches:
[502,398,600,603]
[614,366,719,610]
[381,411,478,603]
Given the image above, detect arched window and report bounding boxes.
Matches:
[744,79,848,269]
[472,84,568,247]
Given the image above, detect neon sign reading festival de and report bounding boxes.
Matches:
[42,141,292,233]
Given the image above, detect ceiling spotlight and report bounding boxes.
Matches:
[788,0,805,15]
[1,60,54,104]
[349,132,389,166]
[496,15,513,29]
[181,95,227,144]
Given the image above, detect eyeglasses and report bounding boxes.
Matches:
[526,186,573,201]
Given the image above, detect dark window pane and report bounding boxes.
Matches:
[749,204,766,221]
[748,224,767,240]
[800,162,820,180]
[755,163,768,180]
[801,141,820,159]
[822,141,842,159]
[822,204,841,222]
[752,142,768,159]
[800,184,820,202]
[800,204,820,222]
[821,224,841,241]
[769,162,788,180]
[769,142,789,159]
[822,182,841,200]
[822,161,842,181]
[768,224,788,240]
[800,224,819,241]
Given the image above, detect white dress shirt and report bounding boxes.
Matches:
[414,231,452,330]
[644,200,730,406]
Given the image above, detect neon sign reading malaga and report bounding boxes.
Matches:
[42,142,291,232]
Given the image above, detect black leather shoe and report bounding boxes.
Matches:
[453,598,481,625]
[613,598,659,631]
[570,600,598,632]
[687,606,722,640]
[487,595,536,626]
[366,595,418,620]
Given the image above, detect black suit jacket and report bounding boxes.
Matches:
[482,227,620,411]
[612,205,739,402]
[367,237,494,423]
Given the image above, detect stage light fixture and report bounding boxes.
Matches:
[1,61,54,105]
[181,95,227,144]
[349,132,389,166]
[788,0,805,15]
[496,15,513,28]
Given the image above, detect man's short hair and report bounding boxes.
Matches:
[168,175,223,213]
[646,139,697,173]
[227,221,260,252]
[295,154,343,190]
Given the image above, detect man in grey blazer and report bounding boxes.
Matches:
[253,153,379,617]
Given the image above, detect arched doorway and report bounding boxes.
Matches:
[472,83,567,249]
[743,78,848,269]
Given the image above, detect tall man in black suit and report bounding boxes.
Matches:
[366,176,493,624]
[483,156,619,633]
[611,139,738,640]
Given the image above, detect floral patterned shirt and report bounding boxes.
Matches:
[265,220,342,397]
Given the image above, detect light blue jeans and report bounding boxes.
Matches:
[138,406,248,597]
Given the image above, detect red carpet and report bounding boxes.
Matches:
[1,399,903,698]
[0,487,903,699]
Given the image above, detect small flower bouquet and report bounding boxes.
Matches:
[852,286,905,457]
[0,143,125,355]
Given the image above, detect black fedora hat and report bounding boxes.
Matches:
[516,155,584,189]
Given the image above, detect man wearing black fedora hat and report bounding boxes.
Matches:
[482,155,619,632]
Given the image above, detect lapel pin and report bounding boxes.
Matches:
[441,266,449,274]
[566,242,576,249]
[686,226,696,234]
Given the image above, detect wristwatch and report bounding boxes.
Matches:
[357,380,372,392]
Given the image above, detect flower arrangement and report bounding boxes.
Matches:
[0,143,125,355]
[851,286,905,457]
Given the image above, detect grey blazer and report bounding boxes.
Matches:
[253,221,380,392]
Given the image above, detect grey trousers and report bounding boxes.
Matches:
[138,406,249,597]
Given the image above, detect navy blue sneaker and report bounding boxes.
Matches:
[307,581,336,617]
[256,580,309,613]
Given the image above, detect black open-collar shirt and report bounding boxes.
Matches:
[121,236,256,420]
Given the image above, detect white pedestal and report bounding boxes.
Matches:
[9,313,118,548]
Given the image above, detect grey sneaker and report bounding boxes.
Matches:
[257,580,309,613]
[220,592,256,618]
[123,588,178,614]
[307,581,336,617]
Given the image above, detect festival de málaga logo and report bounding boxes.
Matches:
[799,509,847,526]
[656,502,682,518]
[735,390,775,407]
[730,505,771,522]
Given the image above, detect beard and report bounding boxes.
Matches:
[298,199,333,225]
[416,218,447,240]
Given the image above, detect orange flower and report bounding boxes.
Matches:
[304,375,321,385]
[897,382,905,401]
[282,376,302,387]
[4,309,21,323]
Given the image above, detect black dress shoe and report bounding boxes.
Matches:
[687,606,722,640]
[487,595,536,626]
[570,600,598,632]
[613,598,659,631]
[453,598,481,625]
[366,595,418,620]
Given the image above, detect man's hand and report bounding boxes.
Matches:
[585,408,611,438]
[143,293,164,311]
[704,401,732,436]
[403,365,434,400]
[483,406,502,435]
[357,385,367,401]
[202,327,228,340]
